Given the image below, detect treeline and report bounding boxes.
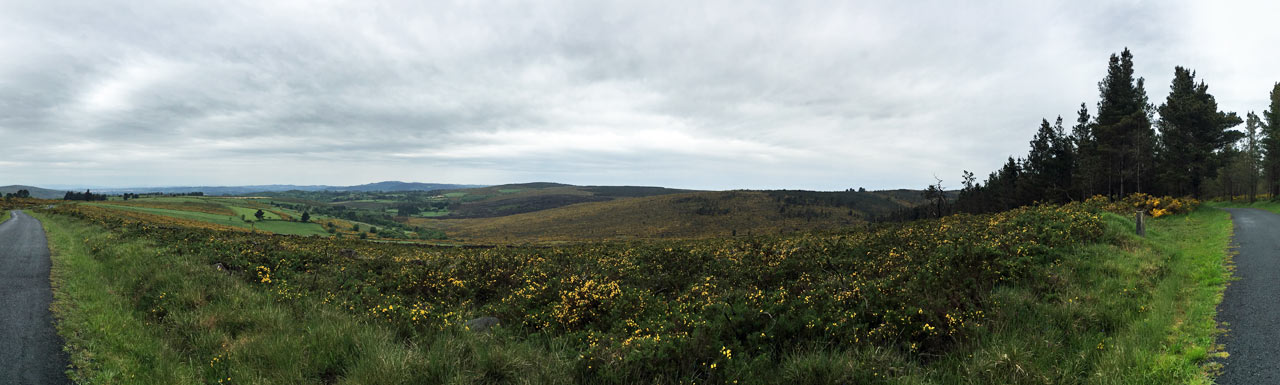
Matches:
[956,48,1280,213]
[64,190,108,201]
[4,189,31,198]
[129,192,205,198]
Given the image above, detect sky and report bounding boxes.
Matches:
[1,0,1278,191]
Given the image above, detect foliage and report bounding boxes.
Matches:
[1091,193,1201,218]
[1155,67,1244,197]
[1,197,58,211]
[1089,47,1156,198]
[1262,83,1280,197]
[4,188,31,198]
[64,190,108,201]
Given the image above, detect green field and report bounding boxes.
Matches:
[228,206,282,220]
[88,203,328,236]
[414,209,450,217]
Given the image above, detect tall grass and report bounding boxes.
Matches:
[36,212,573,384]
[912,208,1231,384]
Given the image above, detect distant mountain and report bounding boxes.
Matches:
[0,185,66,199]
[339,181,485,192]
[83,181,484,196]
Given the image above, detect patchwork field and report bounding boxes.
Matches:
[85,198,328,236]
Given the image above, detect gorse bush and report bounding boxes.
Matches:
[1088,193,1201,218]
[51,202,1105,383]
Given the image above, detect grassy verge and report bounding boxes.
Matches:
[34,211,571,384]
[1209,199,1280,214]
[2,210,10,223]
[913,207,1231,383]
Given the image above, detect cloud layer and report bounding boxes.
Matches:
[1,0,1277,190]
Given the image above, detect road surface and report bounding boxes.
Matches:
[1217,208,1280,384]
[0,210,70,384]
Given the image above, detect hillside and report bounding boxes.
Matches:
[284,183,696,220]
[86,181,482,196]
[434,183,694,218]
[414,189,928,243]
[0,185,66,199]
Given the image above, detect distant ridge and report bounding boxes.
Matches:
[0,185,67,199]
[51,181,485,196]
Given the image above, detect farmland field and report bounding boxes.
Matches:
[20,194,1230,384]
[227,205,282,220]
[85,200,329,236]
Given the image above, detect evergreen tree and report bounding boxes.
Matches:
[993,157,1022,210]
[1093,48,1155,197]
[1154,67,1243,197]
[1022,116,1075,203]
[1070,103,1100,198]
[1246,112,1263,201]
[1262,83,1280,198]
[1022,118,1057,201]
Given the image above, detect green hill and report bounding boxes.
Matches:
[0,185,67,199]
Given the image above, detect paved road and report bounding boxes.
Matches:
[1218,208,1280,384]
[0,210,70,384]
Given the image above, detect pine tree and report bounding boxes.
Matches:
[1021,117,1074,203]
[1246,112,1263,201]
[1155,67,1243,197]
[1022,119,1057,201]
[1093,48,1155,197]
[1262,83,1280,198]
[1071,103,1100,198]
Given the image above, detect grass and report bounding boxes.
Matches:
[414,209,451,217]
[914,207,1232,383]
[1210,199,1280,214]
[1,210,10,223]
[35,211,573,384]
[228,205,282,220]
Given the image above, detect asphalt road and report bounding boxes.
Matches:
[1217,208,1280,384]
[0,210,70,384]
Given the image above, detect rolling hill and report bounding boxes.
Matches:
[431,183,694,218]
[0,185,67,199]
[412,189,935,243]
[83,181,484,196]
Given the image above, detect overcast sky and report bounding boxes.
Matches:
[1,0,1277,190]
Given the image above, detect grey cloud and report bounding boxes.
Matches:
[0,0,1276,190]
